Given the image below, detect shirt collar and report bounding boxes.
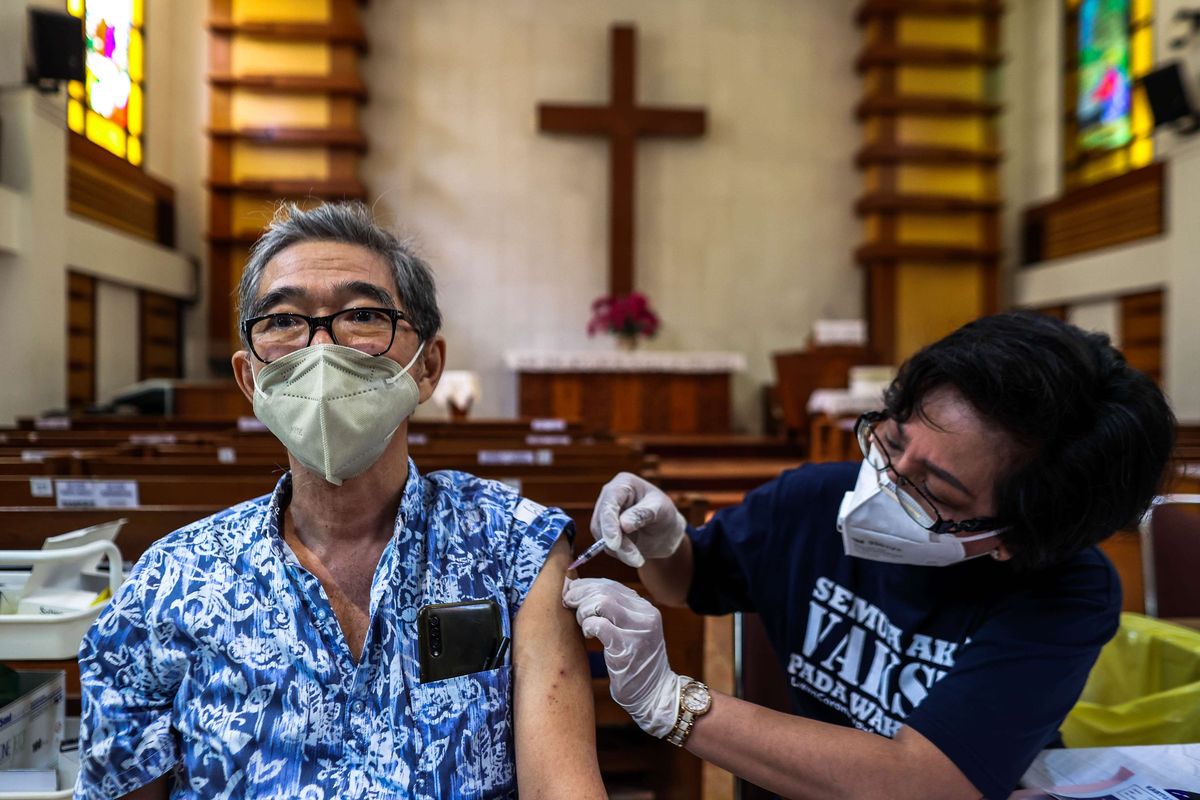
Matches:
[396,457,430,536]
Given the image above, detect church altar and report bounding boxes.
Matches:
[505,350,746,434]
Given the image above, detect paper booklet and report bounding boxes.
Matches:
[1015,745,1200,800]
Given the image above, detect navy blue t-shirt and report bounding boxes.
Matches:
[687,462,1121,800]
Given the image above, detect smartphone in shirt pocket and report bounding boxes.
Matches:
[417,598,507,683]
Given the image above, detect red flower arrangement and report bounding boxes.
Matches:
[587,292,660,340]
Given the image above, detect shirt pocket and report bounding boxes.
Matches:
[408,664,515,798]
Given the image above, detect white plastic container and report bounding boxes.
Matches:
[0,718,77,800]
[0,670,64,774]
[0,542,123,661]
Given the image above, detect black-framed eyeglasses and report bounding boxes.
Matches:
[243,307,418,364]
[854,411,1004,535]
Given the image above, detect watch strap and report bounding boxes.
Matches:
[666,676,709,747]
[666,710,696,746]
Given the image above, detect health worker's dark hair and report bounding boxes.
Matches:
[883,311,1176,570]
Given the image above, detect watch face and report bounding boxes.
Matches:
[682,683,711,714]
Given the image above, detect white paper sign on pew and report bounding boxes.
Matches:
[129,434,177,445]
[526,435,571,446]
[28,477,53,498]
[477,449,554,466]
[530,418,567,432]
[54,479,140,509]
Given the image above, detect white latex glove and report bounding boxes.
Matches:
[562,577,684,739]
[591,472,686,568]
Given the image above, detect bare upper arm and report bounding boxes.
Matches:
[894,726,983,800]
[119,774,171,800]
[512,535,606,799]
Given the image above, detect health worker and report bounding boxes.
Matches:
[564,312,1176,800]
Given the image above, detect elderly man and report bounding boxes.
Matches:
[75,202,605,799]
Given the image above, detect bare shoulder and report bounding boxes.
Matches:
[513,535,573,644]
[511,535,605,794]
[522,535,571,605]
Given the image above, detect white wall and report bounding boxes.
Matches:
[1068,299,1121,346]
[0,3,202,426]
[360,0,863,430]
[142,0,208,381]
[95,281,140,404]
[1005,0,1200,422]
[0,1,28,90]
[1000,0,1062,212]
[0,91,68,421]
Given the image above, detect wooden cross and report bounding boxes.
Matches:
[537,24,707,297]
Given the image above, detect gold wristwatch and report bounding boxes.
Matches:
[666,678,711,747]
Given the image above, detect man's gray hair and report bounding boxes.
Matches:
[236,202,442,348]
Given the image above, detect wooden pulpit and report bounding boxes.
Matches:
[772,345,872,447]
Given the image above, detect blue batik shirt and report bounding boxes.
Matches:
[75,461,571,800]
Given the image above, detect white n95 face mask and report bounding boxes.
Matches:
[252,343,424,486]
[837,455,999,567]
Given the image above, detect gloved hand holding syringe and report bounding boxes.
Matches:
[575,471,687,568]
[562,471,693,739]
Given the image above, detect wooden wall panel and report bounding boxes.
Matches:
[139,291,184,380]
[172,381,254,418]
[1120,289,1163,384]
[1023,163,1165,264]
[68,134,176,247]
[894,260,986,359]
[853,1,1002,364]
[1099,530,1145,613]
[206,0,369,371]
[66,272,97,410]
[1033,305,1068,320]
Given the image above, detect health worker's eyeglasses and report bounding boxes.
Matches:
[243,307,417,364]
[854,411,1004,535]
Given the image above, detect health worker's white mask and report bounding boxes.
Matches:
[252,343,424,486]
[837,454,999,567]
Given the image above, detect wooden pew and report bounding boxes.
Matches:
[0,455,78,476]
[0,475,276,507]
[0,505,222,553]
[654,457,801,493]
[14,416,242,432]
[14,414,598,437]
[57,438,646,477]
[0,473,624,509]
[809,413,859,462]
[621,433,802,460]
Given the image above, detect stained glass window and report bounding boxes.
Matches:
[1063,0,1154,188]
[1077,0,1133,151]
[66,0,144,167]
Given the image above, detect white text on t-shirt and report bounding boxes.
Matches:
[784,576,964,738]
